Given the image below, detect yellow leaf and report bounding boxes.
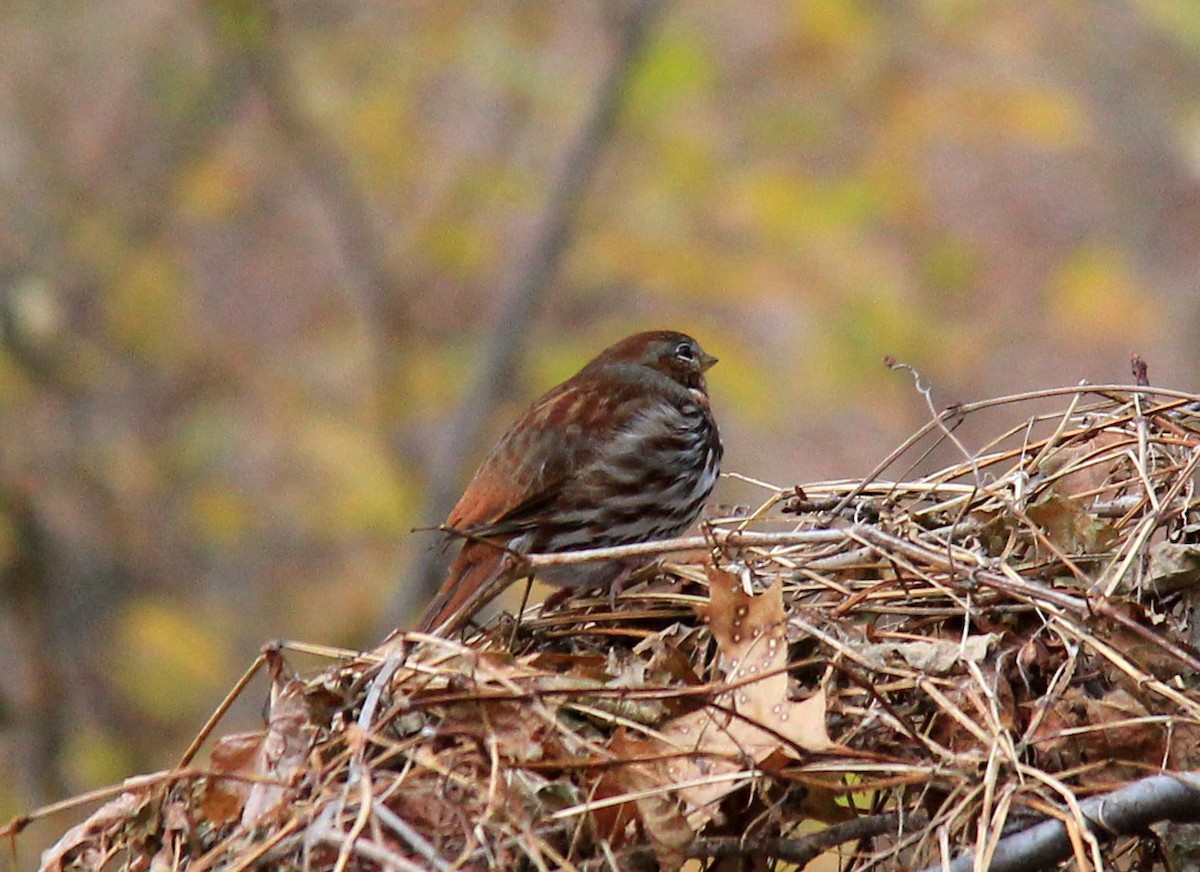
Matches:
[113,600,231,719]
[104,246,197,364]
[793,0,877,50]
[626,28,716,121]
[188,486,253,547]
[994,85,1091,148]
[177,150,250,220]
[63,728,138,789]
[1047,247,1155,338]
[290,416,411,535]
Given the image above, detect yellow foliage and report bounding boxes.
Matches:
[188,486,253,547]
[423,219,492,276]
[527,339,596,391]
[401,339,474,413]
[346,89,413,185]
[793,0,876,49]
[992,84,1091,148]
[1137,0,1200,49]
[61,728,138,791]
[574,215,754,303]
[921,236,979,294]
[1047,247,1155,338]
[206,0,270,51]
[702,333,776,425]
[112,599,231,720]
[177,150,250,220]
[896,82,1090,151]
[737,170,881,240]
[626,27,716,121]
[290,416,411,536]
[786,0,888,84]
[104,246,197,365]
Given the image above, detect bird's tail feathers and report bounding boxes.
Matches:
[414,541,511,635]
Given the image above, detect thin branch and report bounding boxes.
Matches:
[236,8,405,411]
[919,773,1200,872]
[383,0,667,634]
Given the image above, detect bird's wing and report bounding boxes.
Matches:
[445,373,649,539]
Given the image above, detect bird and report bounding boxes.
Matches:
[415,330,723,636]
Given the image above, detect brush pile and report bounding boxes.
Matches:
[24,384,1200,871]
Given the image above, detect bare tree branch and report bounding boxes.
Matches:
[687,811,928,867]
[919,773,1200,872]
[235,6,406,412]
[381,0,667,635]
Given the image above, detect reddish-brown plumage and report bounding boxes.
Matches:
[415,330,722,635]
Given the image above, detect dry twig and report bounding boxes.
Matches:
[16,383,1200,871]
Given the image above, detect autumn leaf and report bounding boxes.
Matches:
[612,569,831,867]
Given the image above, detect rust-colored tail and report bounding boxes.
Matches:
[414,540,511,635]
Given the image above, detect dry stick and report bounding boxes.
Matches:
[405,657,815,713]
[848,521,1200,707]
[1056,618,1200,719]
[409,527,854,635]
[675,810,930,867]
[177,651,268,767]
[1,770,184,840]
[331,766,377,872]
[525,528,849,568]
[16,767,290,859]
[1097,444,1200,596]
[1028,388,1085,472]
[833,385,1200,515]
[371,800,450,872]
[388,0,667,635]
[863,524,1200,677]
[918,772,1200,872]
[1023,766,1106,869]
[220,817,306,872]
[889,358,985,491]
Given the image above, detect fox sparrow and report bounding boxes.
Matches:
[415,330,722,635]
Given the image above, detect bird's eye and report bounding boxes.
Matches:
[674,342,695,361]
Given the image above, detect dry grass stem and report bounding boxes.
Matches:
[16,384,1200,871]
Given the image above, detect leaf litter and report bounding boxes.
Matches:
[14,383,1200,870]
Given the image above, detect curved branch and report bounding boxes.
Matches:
[919,772,1200,872]
[383,0,666,634]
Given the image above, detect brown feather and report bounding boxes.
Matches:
[414,539,512,635]
[413,330,722,636]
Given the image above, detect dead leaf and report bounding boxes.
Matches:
[1168,722,1200,770]
[241,679,312,828]
[627,764,692,871]
[611,569,832,857]
[1035,432,1132,502]
[1145,540,1200,594]
[1080,689,1164,765]
[1026,491,1118,554]
[1026,687,1164,780]
[38,792,144,872]
[197,731,264,826]
[859,634,997,674]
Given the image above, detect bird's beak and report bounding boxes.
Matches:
[699,352,718,372]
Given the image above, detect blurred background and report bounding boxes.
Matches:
[3,0,1200,857]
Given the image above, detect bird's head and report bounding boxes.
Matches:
[588,330,717,392]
